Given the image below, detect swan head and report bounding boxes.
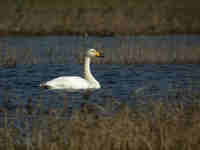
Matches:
[86,49,103,58]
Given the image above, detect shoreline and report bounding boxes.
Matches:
[1,31,200,37]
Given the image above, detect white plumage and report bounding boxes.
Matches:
[40,49,103,92]
[43,76,97,91]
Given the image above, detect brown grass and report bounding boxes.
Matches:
[0,89,200,150]
[76,45,200,64]
[0,44,200,67]
[0,0,200,35]
[0,47,69,68]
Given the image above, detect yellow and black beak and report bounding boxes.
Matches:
[96,51,104,57]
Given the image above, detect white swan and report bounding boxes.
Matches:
[40,49,103,92]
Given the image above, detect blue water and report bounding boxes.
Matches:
[0,35,200,112]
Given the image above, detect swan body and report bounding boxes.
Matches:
[40,49,103,92]
[42,76,100,92]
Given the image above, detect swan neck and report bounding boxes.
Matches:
[84,56,99,87]
[84,57,93,80]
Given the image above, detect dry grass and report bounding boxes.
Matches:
[0,44,200,67]
[76,45,200,64]
[0,88,200,150]
[0,47,69,68]
[0,0,200,35]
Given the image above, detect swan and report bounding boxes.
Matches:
[40,49,103,92]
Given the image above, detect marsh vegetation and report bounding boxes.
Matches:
[0,0,200,35]
[1,88,200,150]
[0,35,200,67]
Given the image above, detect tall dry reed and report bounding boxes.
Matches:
[0,88,200,150]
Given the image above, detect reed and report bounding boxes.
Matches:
[0,44,200,66]
[76,46,200,64]
[0,47,69,68]
[0,88,200,150]
[0,0,200,35]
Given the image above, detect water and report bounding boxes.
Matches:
[0,35,200,112]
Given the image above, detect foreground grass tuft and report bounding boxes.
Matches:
[1,89,200,150]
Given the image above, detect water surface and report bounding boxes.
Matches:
[0,35,200,111]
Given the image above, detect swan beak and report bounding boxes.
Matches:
[96,51,104,57]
